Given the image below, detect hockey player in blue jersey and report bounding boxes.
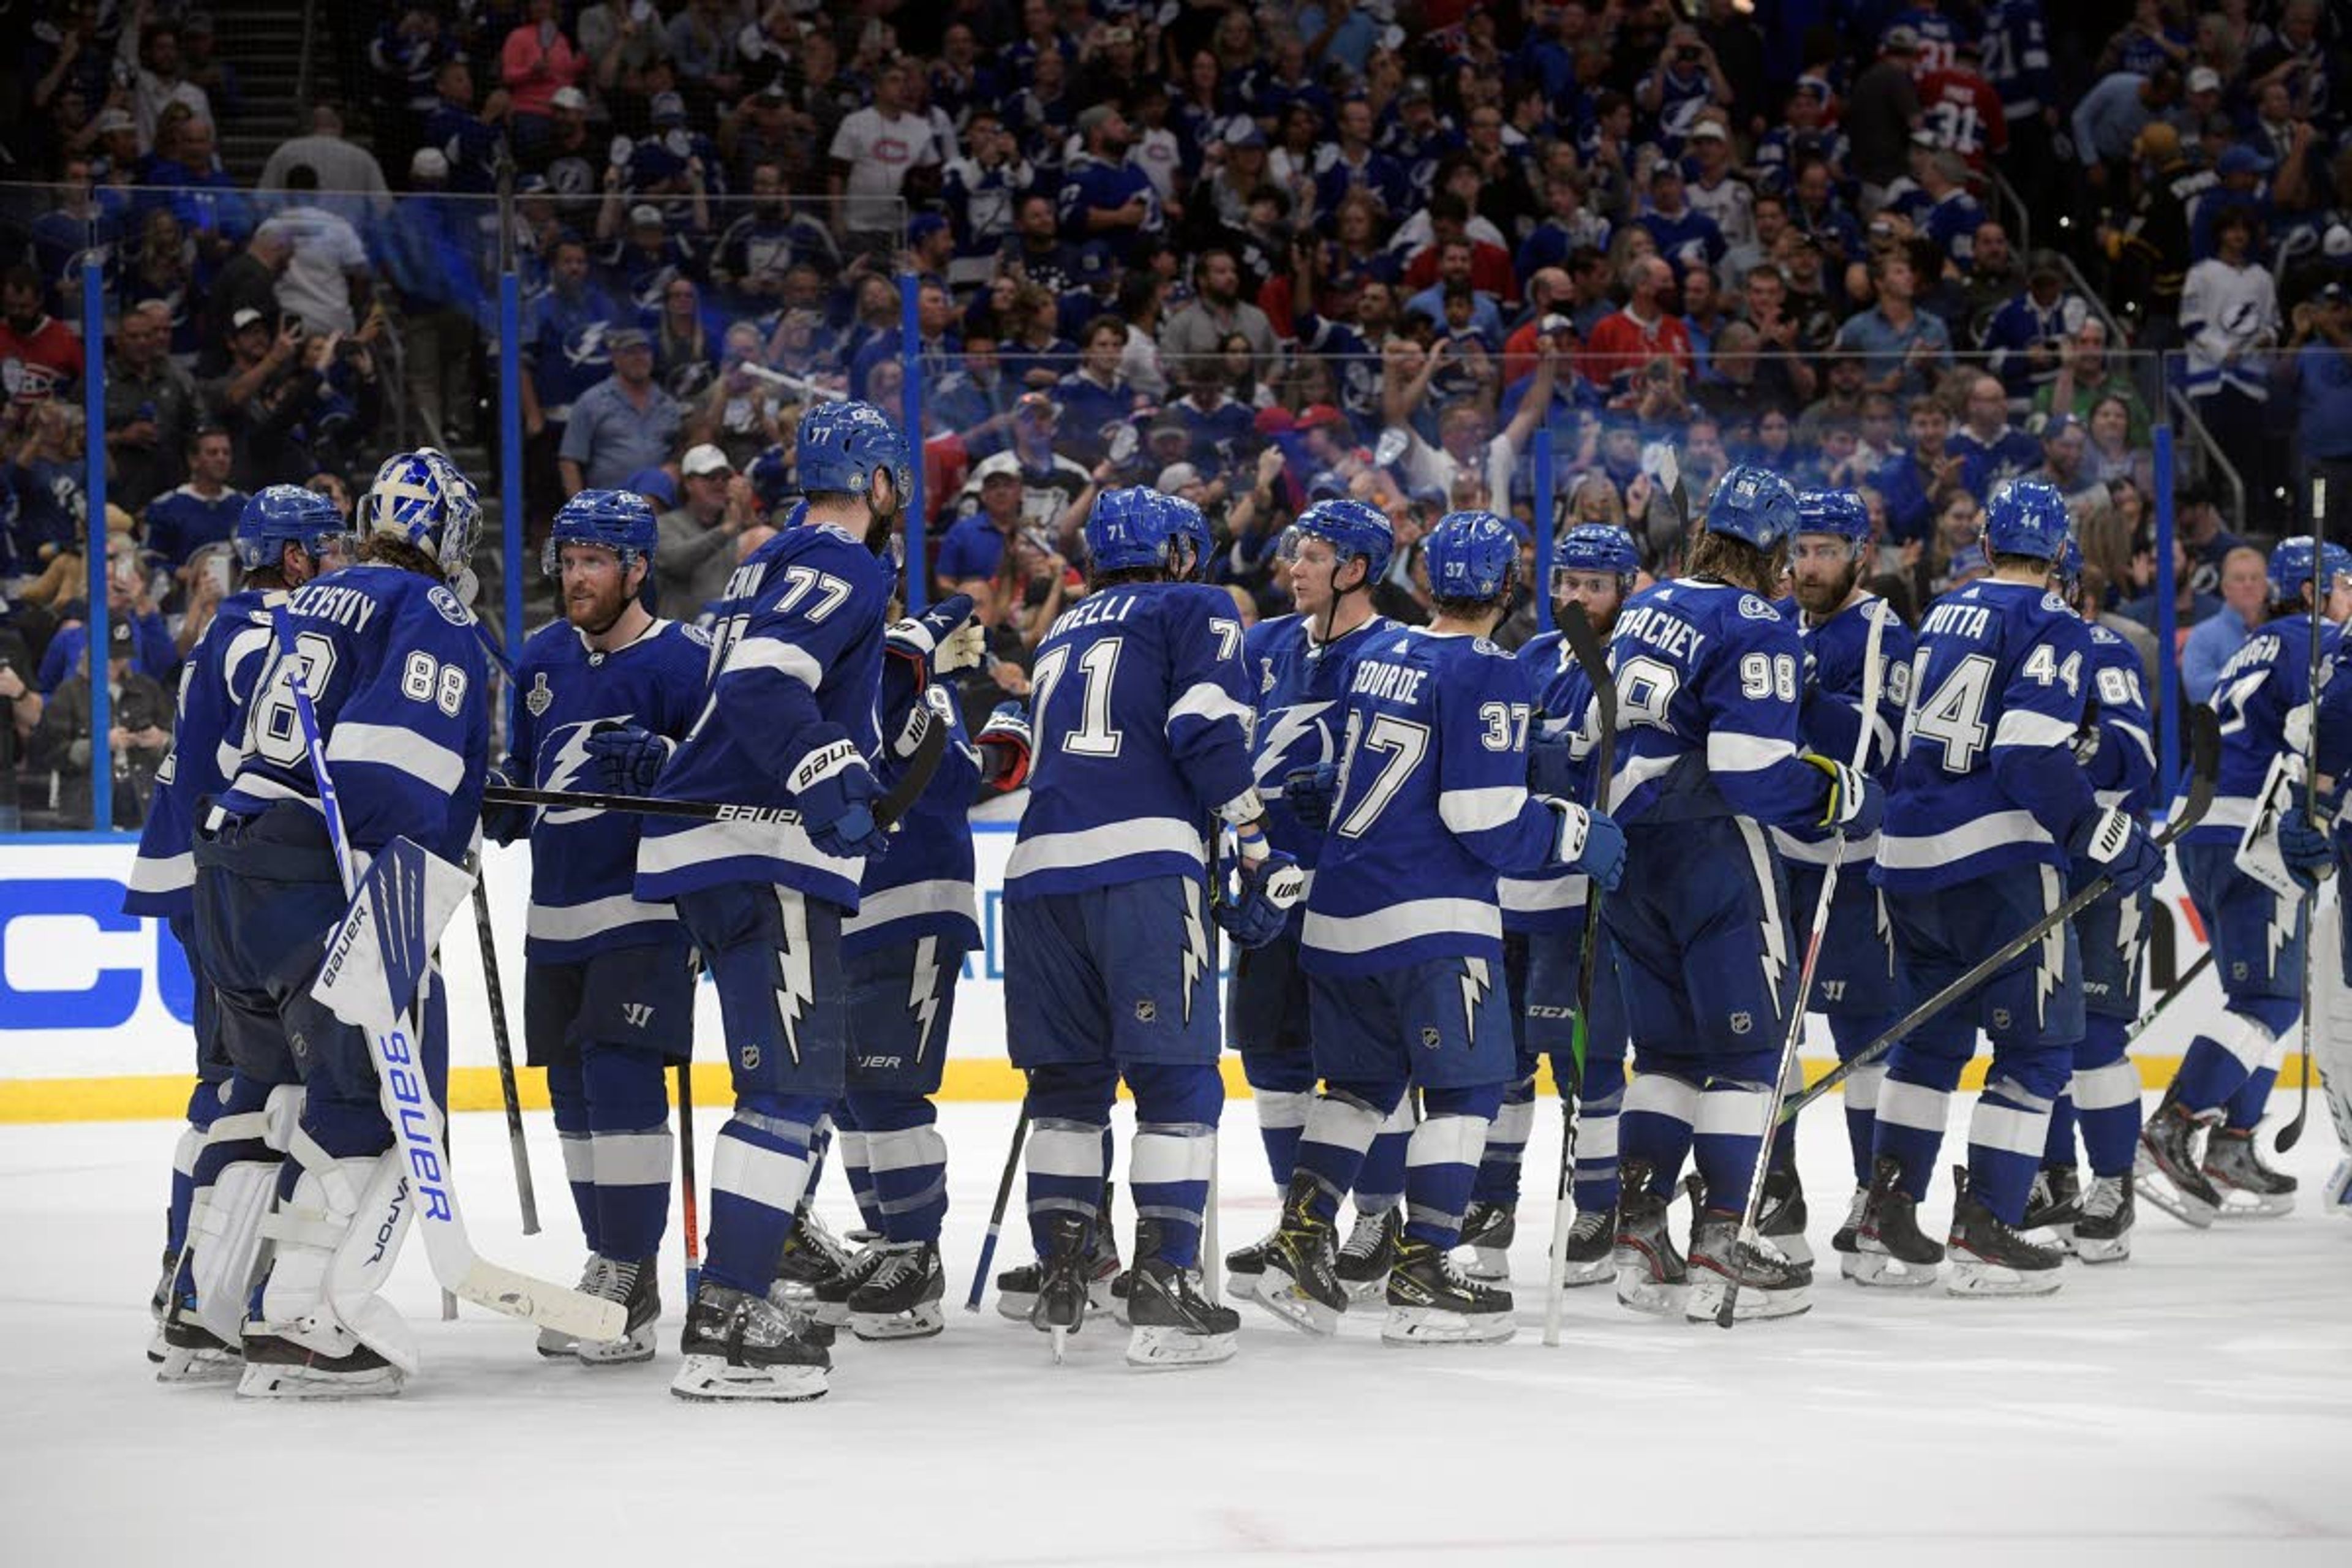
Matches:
[1257,510,1626,1346]
[1865,480,2163,1297]
[480,489,711,1365]
[1764,490,1917,1280]
[131,484,349,1380]
[189,450,489,1397]
[1466,522,1640,1289]
[2024,538,2162,1262]
[1000,484,1303,1370]
[1221,497,1415,1303]
[631,401,918,1403]
[1599,465,1882,1323]
[2138,537,2351,1227]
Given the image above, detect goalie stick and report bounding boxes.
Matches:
[1716,596,1888,1327]
[1777,704,2222,1126]
[263,602,626,1344]
[1542,600,1616,1348]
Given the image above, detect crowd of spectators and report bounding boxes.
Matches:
[1,1,2350,829]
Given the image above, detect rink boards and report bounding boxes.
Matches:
[0,829,2276,1121]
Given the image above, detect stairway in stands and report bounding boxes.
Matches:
[211,0,312,185]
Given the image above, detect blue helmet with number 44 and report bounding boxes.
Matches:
[1705,464,1800,549]
[1426,510,1520,603]
[1981,478,2071,564]
[235,484,349,571]
[544,488,659,576]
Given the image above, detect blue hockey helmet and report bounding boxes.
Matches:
[796,400,913,505]
[2268,535,2352,605]
[1426,510,1521,604]
[1551,521,1640,598]
[543,488,659,577]
[1084,485,1175,575]
[1793,489,1871,547]
[1153,490,1212,579]
[1281,497,1395,581]
[1981,478,2071,564]
[234,484,349,572]
[358,448,481,594]
[1705,464,1800,549]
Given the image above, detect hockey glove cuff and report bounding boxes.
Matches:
[1282,763,1340,831]
[793,737,891,861]
[975,701,1033,793]
[481,763,530,845]
[584,722,673,793]
[1213,846,1306,949]
[1801,752,1883,838]
[2278,801,2337,891]
[1542,797,1625,891]
[2066,807,2162,897]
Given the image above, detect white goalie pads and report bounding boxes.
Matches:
[2307,899,2352,1218]
[183,1084,304,1347]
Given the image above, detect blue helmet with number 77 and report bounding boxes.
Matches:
[797,399,913,503]
[1981,478,2071,564]
[544,488,658,576]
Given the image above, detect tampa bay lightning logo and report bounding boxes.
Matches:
[564,320,613,372]
[540,716,628,822]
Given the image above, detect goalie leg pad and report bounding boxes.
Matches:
[249,1136,420,1387]
[183,1082,304,1350]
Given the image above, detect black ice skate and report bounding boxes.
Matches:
[1687,1208,1813,1322]
[1944,1166,2065,1297]
[537,1254,608,1358]
[771,1202,858,1303]
[1458,1200,1516,1281]
[1335,1205,1403,1301]
[849,1241,946,1342]
[2135,1088,2223,1227]
[2024,1163,2082,1238]
[148,1247,177,1365]
[2203,1127,2297,1219]
[1031,1212,1097,1362]
[1559,1205,1617,1287]
[1125,1222,1238,1370]
[993,1224,1120,1324]
[155,1290,241,1385]
[576,1256,660,1365]
[1611,1161,1689,1317]
[1384,1233,1515,1346]
[670,1282,829,1402]
[1757,1164,1812,1268]
[813,1242,889,1329]
[1852,1156,1942,1289]
[1251,1174,1348,1336]
[1830,1185,1869,1259]
[1224,1227,1279,1283]
[2073,1174,2135,1264]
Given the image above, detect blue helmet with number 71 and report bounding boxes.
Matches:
[544,488,658,576]
[1981,478,2071,564]
[1085,485,1174,573]
[1426,510,1520,603]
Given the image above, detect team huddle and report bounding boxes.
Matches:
[128,398,2352,1404]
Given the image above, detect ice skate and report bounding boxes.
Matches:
[1611,1163,1689,1317]
[1252,1174,1348,1336]
[147,1248,177,1365]
[576,1257,660,1365]
[1125,1223,1238,1370]
[993,1230,1120,1322]
[1559,1205,1617,1287]
[1335,1205,1403,1302]
[2133,1088,2222,1227]
[1030,1212,1096,1362]
[238,1329,404,1400]
[2073,1174,2135,1264]
[1829,1185,1869,1259]
[2203,1128,2297,1219]
[1687,1208,1812,1322]
[848,1241,946,1342]
[154,1297,241,1385]
[1380,1234,1515,1345]
[771,1202,857,1304]
[1852,1156,1942,1289]
[1458,1199,1515,1281]
[1757,1165,1812,1268]
[671,1282,830,1402]
[2024,1164,2082,1253]
[537,1254,609,1358]
[1944,1167,2065,1297]
[812,1241,889,1329]
[1223,1226,1280,1285]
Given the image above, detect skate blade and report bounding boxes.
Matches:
[1559,1253,1615,1288]
[1943,1259,2064,1297]
[851,1302,946,1342]
[156,1347,242,1384]
[1049,1325,1069,1365]
[575,1327,659,1365]
[993,1289,1036,1322]
[2074,1234,2132,1264]
[1381,1306,1516,1346]
[1611,1266,1689,1319]
[2132,1150,2218,1228]
[236,1362,403,1400]
[1247,1273,1342,1337]
[1686,1275,1810,1323]
[812,1300,854,1329]
[1339,1273,1390,1304]
[2209,1189,2295,1220]
[535,1338,581,1359]
[1843,1247,1940,1289]
[669,1355,827,1402]
[1125,1324,1237,1369]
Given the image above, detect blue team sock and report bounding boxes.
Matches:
[1966,1076,2056,1225]
[2070,1023,2144,1178]
[1871,1071,1954,1202]
[1023,1065,1115,1257]
[703,1093,824,1295]
[1471,1081,1536,1208]
[1572,1080,1624,1212]
[2226,1064,2280,1131]
[1692,1079,1771,1215]
[2041,1093,2079,1169]
[1841,1063,1884,1188]
[1251,1087,1313,1189]
[1125,1062,1222,1268]
[1354,1096,1414,1213]
[1292,1087,1391,1223]
[845,1091,948,1244]
[1617,1070,1700,1196]
[829,1098,887,1235]
[1404,1085,1501,1248]
[584,1047,671,1262]
[546,1057,601,1255]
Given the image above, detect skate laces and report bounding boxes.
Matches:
[1340,1208,1393,1262]
[575,1255,614,1297]
[1841,1188,1869,1230]
[1568,1208,1611,1242]
[865,1243,924,1293]
[2082,1177,2128,1219]
[792,1207,851,1270]
[600,1257,640,1301]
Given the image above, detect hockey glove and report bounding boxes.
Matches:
[2070,722,2101,769]
[1214,845,1306,949]
[1526,714,1580,799]
[1542,797,1625,891]
[2066,807,2163,898]
[1283,763,1341,831]
[1801,752,1883,839]
[584,721,674,793]
[975,701,1033,793]
[890,683,954,762]
[884,593,980,684]
[793,737,892,861]
[481,763,530,845]
[2278,802,2337,891]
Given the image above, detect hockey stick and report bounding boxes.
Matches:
[1543,600,1615,1349]
[481,710,946,829]
[676,1061,701,1300]
[1779,704,2223,1125]
[2283,475,2329,1155]
[2121,949,2213,1049]
[965,1094,1031,1311]
[1717,597,1887,1329]
[470,870,538,1234]
[263,604,626,1343]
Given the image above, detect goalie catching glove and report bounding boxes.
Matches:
[1800,752,1884,838]
[2065,806,2163,897]
[1213,824,1306,948]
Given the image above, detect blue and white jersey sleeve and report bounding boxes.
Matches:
[1779,595,1915,867]
[1985,612,2097,844]
[695,526,891,785]
[1504,631,1599,932]
[125,593,276,917]
[2081,624,2157,817]
[1691,595,1822,827]
[1164,582,1258,819]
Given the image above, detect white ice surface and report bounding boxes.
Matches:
[5,1098,2350,1567]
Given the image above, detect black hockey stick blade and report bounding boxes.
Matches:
[877,698,949,828]
[1778,704,2222,1125]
